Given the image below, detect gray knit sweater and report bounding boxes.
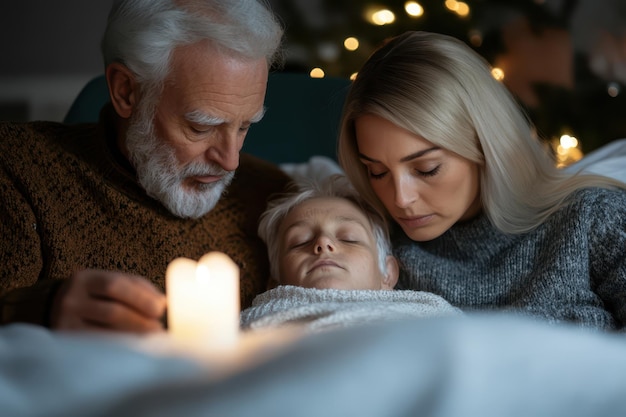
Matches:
[393,187,626,330]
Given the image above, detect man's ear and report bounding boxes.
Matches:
[105,62,138,119]
[382,255,399,290]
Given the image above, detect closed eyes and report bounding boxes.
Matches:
[368,165,441,180]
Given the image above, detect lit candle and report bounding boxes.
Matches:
[166,252,240,350]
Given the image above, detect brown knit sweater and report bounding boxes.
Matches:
[0,112,291,326]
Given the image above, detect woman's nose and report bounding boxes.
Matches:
[394,177,417,208]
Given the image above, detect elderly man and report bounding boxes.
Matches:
[0,0,289,332]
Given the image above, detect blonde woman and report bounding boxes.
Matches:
[338,31,626,330]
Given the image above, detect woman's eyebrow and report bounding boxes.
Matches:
[358,146,440,163]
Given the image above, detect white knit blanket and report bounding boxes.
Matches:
[241,285,462,334]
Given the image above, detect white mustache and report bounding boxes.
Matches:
[179,161,231,178]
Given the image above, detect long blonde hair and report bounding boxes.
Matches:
[338,31,625,234]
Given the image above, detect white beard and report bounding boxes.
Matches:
[124,106,235,219]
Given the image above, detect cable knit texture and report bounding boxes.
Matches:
[393,187,626,330]
[240,285,462,333]
[0,112,291,325]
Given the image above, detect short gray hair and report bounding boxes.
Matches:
[258,175,393,283]
[101,0,284,87]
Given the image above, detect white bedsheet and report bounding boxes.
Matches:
[564,138,626,182]
[2,315,626,417]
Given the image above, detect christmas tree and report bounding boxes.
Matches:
[270,0,626,155]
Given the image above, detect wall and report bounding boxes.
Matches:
[0,0,113,122]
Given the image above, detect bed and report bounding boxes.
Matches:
[3,72,626,417]
[3,314,626,417]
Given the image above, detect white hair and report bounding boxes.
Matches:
[258,175,393,283]
[339,31,626,234]
[101,0,283,95]
[124,89,234,218]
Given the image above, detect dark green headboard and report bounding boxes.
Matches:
[64,72,351,164]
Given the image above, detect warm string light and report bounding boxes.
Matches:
[366,2,427,25]
[405,1,424,17]
[491,67,505,81]
[343,37,359,52]
[352,0,469,85]
[365,8,396,25]
[287,0,617,157]
[310,67,325,78]
[444,0,470,17]
[553,134,583,167]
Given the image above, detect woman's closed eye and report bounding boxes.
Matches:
[368,165,441,180]
[417,165,441,177]
[368,168,388,180]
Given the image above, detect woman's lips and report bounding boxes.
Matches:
[396,214,435,229]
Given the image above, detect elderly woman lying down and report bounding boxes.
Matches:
[240,175,461,332]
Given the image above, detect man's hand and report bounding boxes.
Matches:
[50,269,167,333]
